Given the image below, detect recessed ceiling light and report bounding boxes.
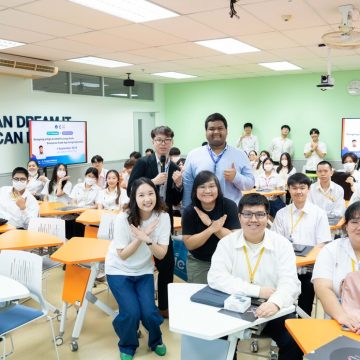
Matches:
[152,72,197,79]
[68,0,178,23]
[0,38,25,50]
[67,56,132,68]
[195,38,260,54]
[258,61,302,71]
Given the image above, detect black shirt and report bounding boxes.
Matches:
[182,197,240,262]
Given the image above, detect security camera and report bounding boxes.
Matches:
[316,74,335,91]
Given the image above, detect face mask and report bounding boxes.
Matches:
[57,170,66,179]
[28,170,38,177]
[13,180,27,191]
[264,165,273,172]
[260,155,266,162]
[85,177,96,186]
[344,162,355,173]
[281,159,288,167]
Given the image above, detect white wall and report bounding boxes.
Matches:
[0,75,165,174]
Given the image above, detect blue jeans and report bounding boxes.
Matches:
[107,274,164,356]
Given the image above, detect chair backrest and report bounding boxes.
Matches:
[97,213,117,240]
[0,250,43,299]
[28,217,66,241]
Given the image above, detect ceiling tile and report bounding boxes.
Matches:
[270,47,318,60]
[283,25,334,46]
[150,0,227,15]
[238,31,298,50]
[160,42,220,57]
[0,23,53,43]
[129,47,189,61]
[0,9,90,36]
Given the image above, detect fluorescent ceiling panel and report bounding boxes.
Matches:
[152,72,197,79]
[0,38,25,50]
[258,61,302,71]
[68,0,178,23]
[195,38,260,54]
[68,56,132,68]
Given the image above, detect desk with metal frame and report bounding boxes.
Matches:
[0,223,15,234]
[169,283,295,360]
[285,318,360,355]
[39,202,87,217]
[50,236,113,352]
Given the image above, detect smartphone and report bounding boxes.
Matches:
[293,244,306,252]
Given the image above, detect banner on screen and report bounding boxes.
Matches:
[341,118,360,157]
[29,121,87,167]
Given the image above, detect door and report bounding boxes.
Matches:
[133,112,156,155]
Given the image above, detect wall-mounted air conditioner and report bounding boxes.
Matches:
[0,53,58,79]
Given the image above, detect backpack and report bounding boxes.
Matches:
[340,270,360,316]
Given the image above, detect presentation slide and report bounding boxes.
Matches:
[29,121,87,167]
[341,118,360,157]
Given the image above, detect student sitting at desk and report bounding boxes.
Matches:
[0,167,39,229]
[312,201,360,333]
[26,160,47,199]
[182,171,240,284]
[272,173,332,316]
[97,169,128,211]
[208,193,303,360]
[308,161,345,218]
[255,150,270,175]
[41,163,72,203]
[255,157,285,218]
[105,178,170,360]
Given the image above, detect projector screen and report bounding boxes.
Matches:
[341,118,360,157]
[29,120,87,167]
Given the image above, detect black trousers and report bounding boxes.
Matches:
[298,272,315,316]
[154,237,174,311]
[263,313,303,360]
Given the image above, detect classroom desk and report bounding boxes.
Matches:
[296,246,321,267]
[242,189,286,197]
[0,229,63,250]
[0,223,15,233]
[329,217,345,231]
[39,202,87,217]
[75,209,119,225]
[169,283,295,360]
[285,318,360,355]
[50,237,113,352]
[0,274,30,302]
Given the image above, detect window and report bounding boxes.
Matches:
[32,71,69,94]
[71,73,102,96]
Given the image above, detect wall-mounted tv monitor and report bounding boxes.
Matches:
[29,120,87,167]
[341,118,360,157]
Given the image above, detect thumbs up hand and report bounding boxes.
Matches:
[224,162,237,182]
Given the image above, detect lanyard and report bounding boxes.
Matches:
[290,206,304,236]
[318,186,336,202]
[352,259,356,272]
[207,145,227,172]
[243,246,265,284]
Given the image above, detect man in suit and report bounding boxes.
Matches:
[127,126,183,318]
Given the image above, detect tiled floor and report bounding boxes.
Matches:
[3,267,322,359]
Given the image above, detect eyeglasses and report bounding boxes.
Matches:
[348,219,360,227]
[198,184,217,191]
[13,177,27,183]
[154,138,172,145]
[240,211,268,219]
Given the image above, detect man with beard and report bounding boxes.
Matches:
[182,113,254,208]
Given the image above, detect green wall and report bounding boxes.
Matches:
[164,70,360,160]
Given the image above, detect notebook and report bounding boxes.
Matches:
[304,335,360,359]
[190,286,230,308]
[55,205,82,211]
[293,244,313,257]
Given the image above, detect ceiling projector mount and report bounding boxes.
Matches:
[322,4,360,49]
[317,47,335,91]
[123,73,135,87]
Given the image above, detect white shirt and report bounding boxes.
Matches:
[272,201,332,246]
[309,181,345,217]
[340,169,360,183]
[277,167,296,186]
[0,186,39,229]
[207,229,301,309]
[255,171,284,190]
[70,182,100,207]
[236,134,259,154]
[97,188,122,210]
[350,186,360,205]
[97,168,108,189]
[41,180,72,203]
[312,237,359,298]
[303,141,327,171]
[26,174,46,196]
[269,137,294,162]
[105,212,171,276]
